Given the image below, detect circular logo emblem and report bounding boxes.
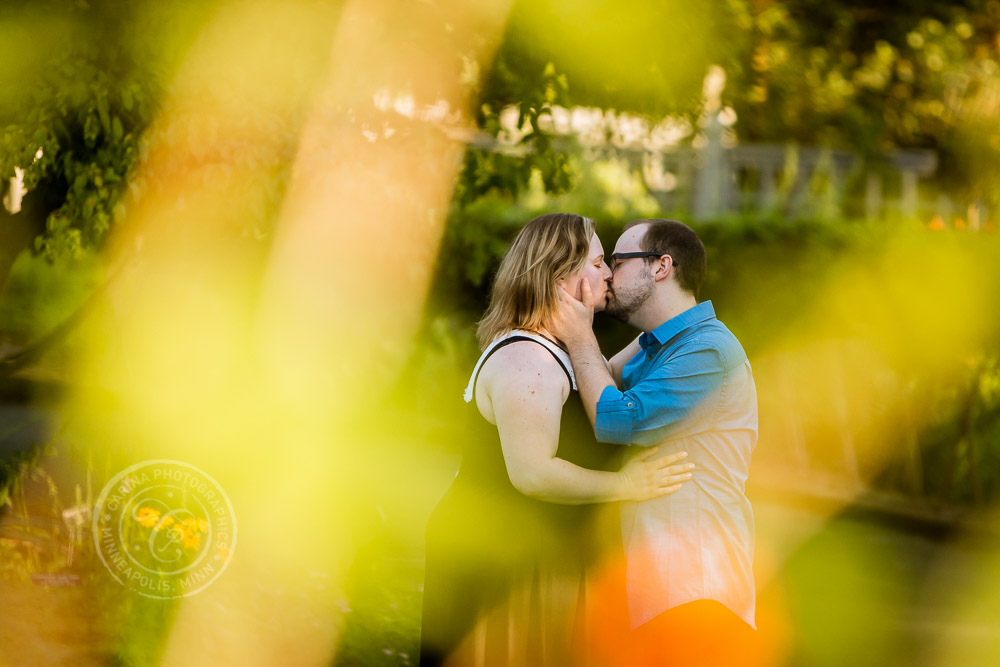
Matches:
[92,459,237,598]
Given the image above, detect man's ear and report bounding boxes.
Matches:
[651,255,675,282]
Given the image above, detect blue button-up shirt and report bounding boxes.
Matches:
[594,301,758,629]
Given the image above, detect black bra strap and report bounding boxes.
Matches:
[471,336,573,401]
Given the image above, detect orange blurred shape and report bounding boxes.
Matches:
[954,217,968,230]
[928,215,947,230]
[580,552,790,667]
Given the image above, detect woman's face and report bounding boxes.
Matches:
[567,233,612,312]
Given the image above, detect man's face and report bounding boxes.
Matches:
[606,225,655,322]
[568,233,612,312]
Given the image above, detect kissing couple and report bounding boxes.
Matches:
[421,214,760,667]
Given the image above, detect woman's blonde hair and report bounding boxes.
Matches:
[476,213,594,348]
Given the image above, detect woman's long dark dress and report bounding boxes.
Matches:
[420,334,622,666]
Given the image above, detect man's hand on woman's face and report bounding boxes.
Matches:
[550,276,599,347]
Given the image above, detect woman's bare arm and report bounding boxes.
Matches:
[481,343,690,504]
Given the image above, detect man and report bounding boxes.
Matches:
[550,219,758,666]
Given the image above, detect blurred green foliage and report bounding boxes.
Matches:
[0,0,207,262]
[0,250,101,342]
[723,1,1000,209]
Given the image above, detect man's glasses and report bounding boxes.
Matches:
[610,251,673,271]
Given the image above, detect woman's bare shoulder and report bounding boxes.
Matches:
[479,340,570,398]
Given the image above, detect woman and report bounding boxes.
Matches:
[420,213,693,666]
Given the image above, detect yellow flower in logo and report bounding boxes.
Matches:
[182,531,201,550]
[181,517,209,533]
[166,516,208,550]
[136,507,161,528]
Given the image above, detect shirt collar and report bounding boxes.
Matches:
[638,301,716,354]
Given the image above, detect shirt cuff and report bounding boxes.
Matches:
[594,384,635,444]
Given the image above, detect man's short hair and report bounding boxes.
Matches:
[623,219,707,297]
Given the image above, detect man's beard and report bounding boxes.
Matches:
[606,268,654,323]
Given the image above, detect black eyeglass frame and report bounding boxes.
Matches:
[610,251,676,270]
